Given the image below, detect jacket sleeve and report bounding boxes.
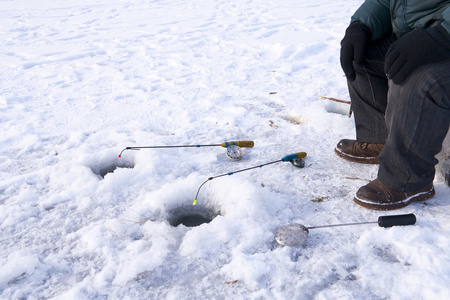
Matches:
[429,5,450,51]
[442,6,450,35]
[350,0,392,41]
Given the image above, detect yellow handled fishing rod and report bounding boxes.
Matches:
[118,140,254,159]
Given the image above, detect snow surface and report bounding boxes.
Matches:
[1,0,449,299]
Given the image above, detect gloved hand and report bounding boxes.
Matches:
[385,26,450,85]
[340,22,371,81]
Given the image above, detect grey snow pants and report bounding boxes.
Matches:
[348,35,450,192]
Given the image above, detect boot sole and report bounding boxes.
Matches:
[354,186,435,210]
[334,148,379,164]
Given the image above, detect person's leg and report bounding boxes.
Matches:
[355,60,450,210]
[379,60,450,192]
[348,35,395,143]
[335,36,395,163]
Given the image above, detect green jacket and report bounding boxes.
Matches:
[351,0,450,41]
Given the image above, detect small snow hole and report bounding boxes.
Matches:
[91,159,134,178]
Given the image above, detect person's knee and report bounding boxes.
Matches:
[388,62,450,109]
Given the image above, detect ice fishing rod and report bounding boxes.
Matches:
[274,213,417,247]
[118,140,254,159]
[193,152,307,205]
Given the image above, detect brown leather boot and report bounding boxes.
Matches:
[335,139,384,163]
[354,178,435,210]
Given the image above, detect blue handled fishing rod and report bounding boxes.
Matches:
[193,152,307,205]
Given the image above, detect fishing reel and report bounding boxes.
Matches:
[290,157,305,168]
[225,145,244,160]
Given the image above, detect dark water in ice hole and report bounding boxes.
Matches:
[168,205,218,227]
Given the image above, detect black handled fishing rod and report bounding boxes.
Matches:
[275,213,417,247]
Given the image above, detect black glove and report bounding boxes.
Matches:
[385,26,450,85]
[340,22,371,81]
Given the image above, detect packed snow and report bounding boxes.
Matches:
[1,0,450,299]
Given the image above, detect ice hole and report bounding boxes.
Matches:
[168,205,219,227]
[324,104,351,116]
[91,158,135,178]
